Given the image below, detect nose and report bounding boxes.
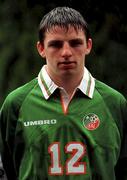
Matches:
[61,42,72,58]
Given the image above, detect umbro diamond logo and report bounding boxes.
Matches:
[24,119,57,127]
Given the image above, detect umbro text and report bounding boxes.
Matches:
[24,119,57,126]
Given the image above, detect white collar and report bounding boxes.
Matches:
[38,65,95,99]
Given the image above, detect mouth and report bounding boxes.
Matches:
[58,61,76,69]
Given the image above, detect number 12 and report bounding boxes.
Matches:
[48,142,86,175]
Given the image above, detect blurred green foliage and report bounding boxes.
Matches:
[0,0,127,106]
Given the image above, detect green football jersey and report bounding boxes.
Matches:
[0,67,127,180]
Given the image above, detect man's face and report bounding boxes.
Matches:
[37,26,92,80]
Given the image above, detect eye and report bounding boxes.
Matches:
[69,39,83,47]
[48,41,63,48]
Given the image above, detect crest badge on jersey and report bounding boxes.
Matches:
[83,113,100,130]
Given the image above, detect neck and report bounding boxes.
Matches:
[55,73,83,97]
[45,65,84,97]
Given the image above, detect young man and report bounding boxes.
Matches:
[0,7,127,180]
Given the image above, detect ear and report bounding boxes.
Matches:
[36,41,46,58]
[85,38,92,55]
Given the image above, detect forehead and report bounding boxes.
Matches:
[44,26,85,41]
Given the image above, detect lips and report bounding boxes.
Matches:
[58,61,76,69]
[58,61,76,65]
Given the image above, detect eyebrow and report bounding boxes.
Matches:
[47,40,63,47]
[69,38,84,43]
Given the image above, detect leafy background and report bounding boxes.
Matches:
[0,0,127,106]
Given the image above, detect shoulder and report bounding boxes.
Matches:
[0,78,38,132]
[94,79,127,119]
[95,79,127,135]
[95,79,126,104]
[1,78,38,112]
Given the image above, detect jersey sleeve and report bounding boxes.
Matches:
[0,79,37,180]
[0,94,19,180]
[115,96,127,180]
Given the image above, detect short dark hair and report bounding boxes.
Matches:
[38,7,90,43]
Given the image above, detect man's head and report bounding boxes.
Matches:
[37,7,92,83]
[38,7,90,44]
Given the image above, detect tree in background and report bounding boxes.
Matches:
[0,0,127,106]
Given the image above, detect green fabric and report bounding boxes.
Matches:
[0,78,127,180]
